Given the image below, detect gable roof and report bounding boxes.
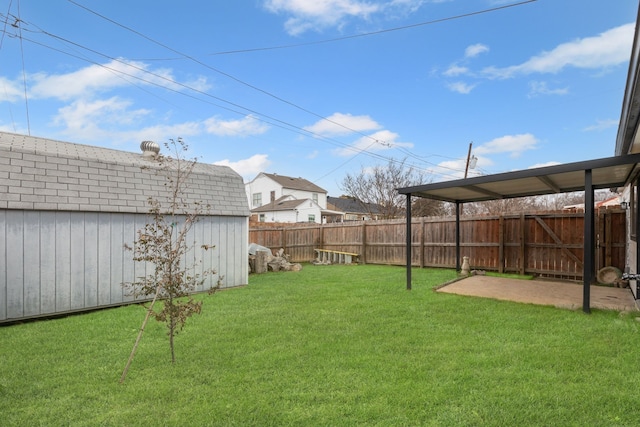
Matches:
[0,131,250,216]
[261,172,326,194]
[251,197,309,213]
[327,196,383,215]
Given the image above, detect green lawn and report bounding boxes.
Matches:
[1,265,639,426]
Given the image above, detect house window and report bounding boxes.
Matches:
[252,192,262,207]
[259,214,265,222]
[312,193,318,204]
[308,214,315,223]
[270,191,275,202]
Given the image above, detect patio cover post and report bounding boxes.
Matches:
[636,176,640,298]
[406,193,412,290]
[583,169,594,314]
[455,202,461,271]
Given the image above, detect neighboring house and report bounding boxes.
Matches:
[327,195,384,222]
[0,131,250,323]
[251,195,324,223]
[245,172,341,223]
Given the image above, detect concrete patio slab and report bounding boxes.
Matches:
[437,275,639,312]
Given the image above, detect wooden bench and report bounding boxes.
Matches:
[314,249,359,264]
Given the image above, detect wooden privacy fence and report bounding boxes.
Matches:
[249,210,626,280]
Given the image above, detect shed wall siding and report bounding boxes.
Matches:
[0,210,248,322]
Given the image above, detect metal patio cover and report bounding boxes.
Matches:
[397,153,640,314]
[397,154,640,203]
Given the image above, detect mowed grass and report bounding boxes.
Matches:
[1,264,639,426]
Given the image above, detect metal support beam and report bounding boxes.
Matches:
[583,169,594,314]
[456,201,461,271]
[406,193,412,290]
[636,176,640,299]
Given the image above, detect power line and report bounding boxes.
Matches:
[65,0,537,175]
[206,0,538,56]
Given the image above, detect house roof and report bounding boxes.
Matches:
[0,131,250,216]
[616,3,640,156]
[261,172,326,194]
[397,154,640,204]
[251,197,307,213]
[327,196,383,215]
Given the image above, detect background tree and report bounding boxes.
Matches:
[121,138,217,382]
[340,158,441,219]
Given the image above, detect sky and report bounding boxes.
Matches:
[0,0,638,197]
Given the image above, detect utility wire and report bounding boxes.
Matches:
[207,0,538,56]
[65,0,536,172]
[16,27,420,171]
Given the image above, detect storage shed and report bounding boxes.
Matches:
[0,131,250,323]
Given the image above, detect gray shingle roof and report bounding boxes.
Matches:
[327,196,383,215]
[262,173,326,193]
[0,131,250,216]
[251,197,305,213]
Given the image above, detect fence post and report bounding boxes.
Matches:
[519,213,526,275]
[420,217,425,268]
[499,215,504,274]
[361,222,367,265]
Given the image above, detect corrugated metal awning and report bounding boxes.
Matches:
[397,154,640,203]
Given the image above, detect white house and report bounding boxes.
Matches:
[245,172,342,223]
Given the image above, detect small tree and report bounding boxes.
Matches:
[120,138,217,382]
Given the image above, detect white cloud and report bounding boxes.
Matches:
[305,112,382,135]
[443,65,469,77]
[527,81,569,97]
[0,77,23,102]
[264,0,381,35]
[333,129,413,156]
[474,133,539,158]
[214,154,271,177]
[465,43,489,58]
[204,115,269,136]
[28,59,209,101]
[483,23,634,79]
[53,97,150,140]
[263,0,433,35]
[583,118,618,132]
[447,81,475,94]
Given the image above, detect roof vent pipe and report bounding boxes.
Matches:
[140,140,160,158]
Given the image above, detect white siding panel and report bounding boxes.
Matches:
[209,217,221,288]
[84,213,98,308]
[201,217,213,291]
[6,210,24,319]
[23,211,40,316]
[55,212,71,312]
[121,214,137,303]
[108,214,123,305]
[0,210,6,320]
[70,213,85,310]
[97,213,111,306]
[40,213,56,314]
[0,210,248,322]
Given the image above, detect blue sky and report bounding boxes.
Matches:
[0,0,637,196]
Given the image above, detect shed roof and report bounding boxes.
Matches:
[0,131,250,216]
